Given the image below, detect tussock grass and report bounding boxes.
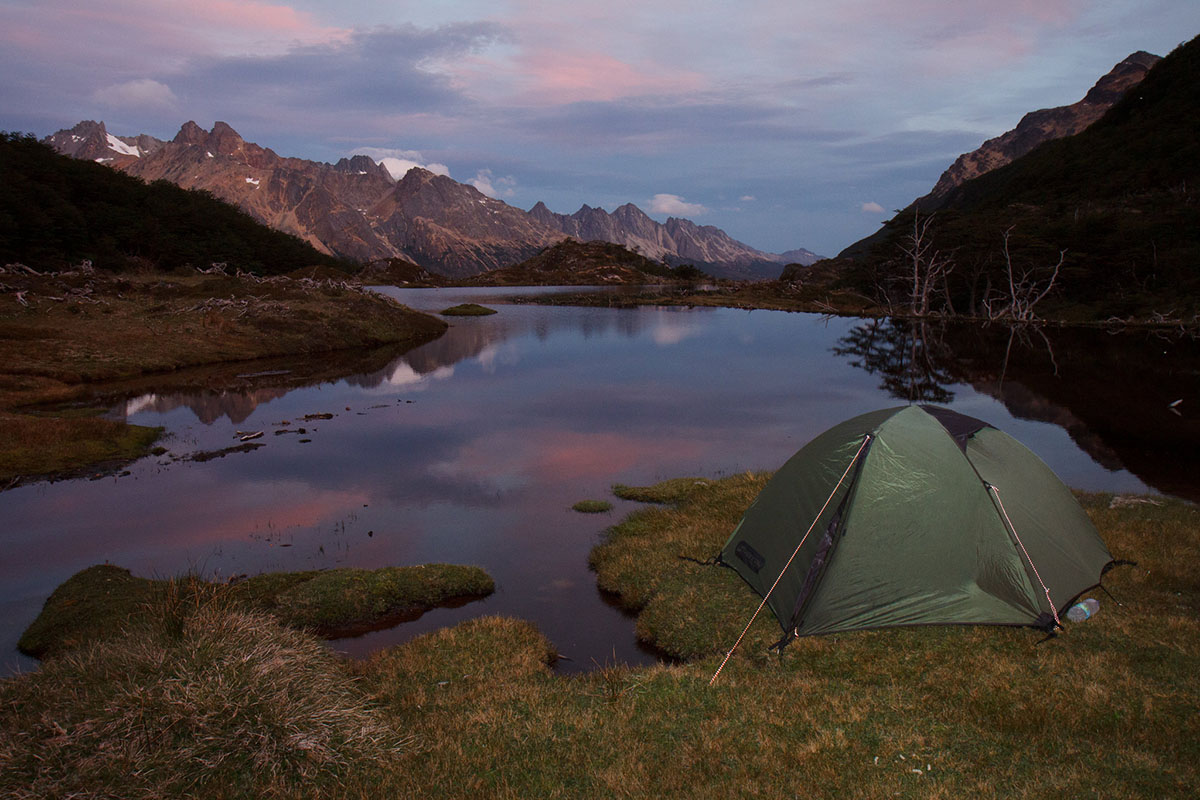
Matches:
[1,597,403,799]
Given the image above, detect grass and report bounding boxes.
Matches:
[0,270,446,486]
[3,478,1198,798]
[0,411,162,484]
[611,477,715,504]
[440,303,498,316]
[572,499,613,513]
[18,563,494,659]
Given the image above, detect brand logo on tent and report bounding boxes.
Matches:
[734,541,765,573]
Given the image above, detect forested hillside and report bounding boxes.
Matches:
[839,35,1199,320]
[0,133,351,275]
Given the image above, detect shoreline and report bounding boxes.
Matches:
[0,269,447,487]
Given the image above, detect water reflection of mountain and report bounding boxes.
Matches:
[107,345,417,424]
[123,387,292,425]
[117,300,693,419]
[833,319,1200,501]
[345,303,701,388]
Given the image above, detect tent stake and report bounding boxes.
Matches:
[709,434,872,686]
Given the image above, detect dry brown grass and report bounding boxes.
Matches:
[1,597,404,799]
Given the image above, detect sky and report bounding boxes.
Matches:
[1,1,1196,257]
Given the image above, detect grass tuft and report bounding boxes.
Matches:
[1,598,403,799]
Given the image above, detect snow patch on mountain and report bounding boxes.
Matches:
[106,133,140,157]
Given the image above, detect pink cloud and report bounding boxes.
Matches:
[457,42,705,106]
[1,0,346,72]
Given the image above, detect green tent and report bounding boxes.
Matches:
[719,405,1113,641]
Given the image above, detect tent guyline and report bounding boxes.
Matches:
[709,433,874,687]
[709,405,1113,685]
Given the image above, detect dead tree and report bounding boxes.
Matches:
[899,209,955,316]
[988,227,1064,322]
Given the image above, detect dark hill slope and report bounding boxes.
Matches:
[461,239,703,286]
[0,133,350,274]
[841,36,1200,319]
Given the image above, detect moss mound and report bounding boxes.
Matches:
[572,499,613,513]
[440,303,498,316]
[592,474,770,659]
[19,563,494,660]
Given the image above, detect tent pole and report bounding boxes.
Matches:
[709,434,873,686]
[987,484,1063,629]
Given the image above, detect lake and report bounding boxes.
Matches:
[2,287,1197,675]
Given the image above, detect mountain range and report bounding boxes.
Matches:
[44,121,818,280]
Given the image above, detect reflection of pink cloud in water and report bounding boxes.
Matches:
[431,428,707,490]
[161,485,370,546]
[39,479,368,561]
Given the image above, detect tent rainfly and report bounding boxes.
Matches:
[718,405,1115,646]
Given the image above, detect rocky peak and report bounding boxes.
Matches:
[612,203,651,223]
[43,120,107,158]
[332,154,391,180]
[1083,51,1161,105]
[173,121,208,146]
[207,121,245,156]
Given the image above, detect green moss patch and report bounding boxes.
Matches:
[255,565,495,637]
[572,499,613,513]
[440,303,498,316]
[19,563,494,660]
[593,474,769,659]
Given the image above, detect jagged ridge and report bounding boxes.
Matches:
[45,121,819,280]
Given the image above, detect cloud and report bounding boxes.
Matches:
[860,201,886,213]
[469,169,517,198]
[468,45,705,105]
[352,147,451,179]
[91,78,177,110]
[649,193,708,216]
[169,23,505,130]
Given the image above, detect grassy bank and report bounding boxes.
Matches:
[0,267,446,486]
[3,478,1196,798]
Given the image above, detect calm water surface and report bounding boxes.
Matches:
[2,287,1195,675]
